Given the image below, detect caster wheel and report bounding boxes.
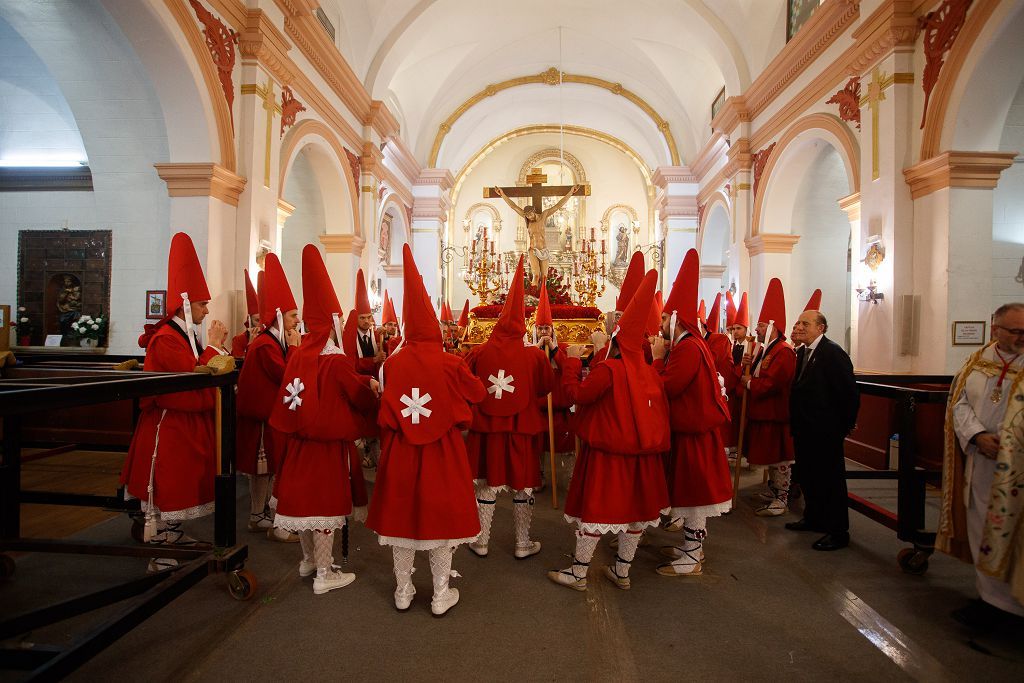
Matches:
[897,547,929,575]
[0,554,15,580]
[130,519,146,544]
[227,568,257,601]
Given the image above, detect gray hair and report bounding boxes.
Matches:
[994,303,1024,324]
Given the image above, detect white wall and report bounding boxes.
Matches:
[0,1,171,354]
[281,151,327,311]
[789,145,852,348]
[993,77,1024,311]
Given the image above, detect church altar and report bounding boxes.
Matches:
[462,305,605,348]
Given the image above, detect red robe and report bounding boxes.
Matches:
[655,334,733,511]
[592,337,653,366]
[561,359,670,529]
[535,342,580,453]
[705,331,737,446]
[120,322,216,520]
[464,344,555,490]
[272,352,378,530]
[230,331,249,358]
[738,338,796,466]
[235,331,288,476]
[366,353,487,542]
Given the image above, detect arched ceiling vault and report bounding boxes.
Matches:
[326,0,785,167]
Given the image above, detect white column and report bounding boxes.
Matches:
[653,166,699,288]
[743,234,800,317]
[319,234,366,308]
[411,169,454,305]
[838,193,861,364]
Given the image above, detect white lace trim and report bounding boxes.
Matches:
[351,505,367,524]
[670,501,732,519]
[562,514,663,535]
[142,500,215,522]
[321,339,344,356]
[274,514,347,532]
[376,534,479,551]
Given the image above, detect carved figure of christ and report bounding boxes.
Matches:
[488,179,587,286]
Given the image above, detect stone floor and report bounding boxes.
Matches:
[2,464,1022,682]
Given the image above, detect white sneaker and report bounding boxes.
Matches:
[313,569,356,594]
[755,499,787,517]
[299,559,317,577]
[514,541,541,559]
[267,527,300,543]
[394,584,416,611]
[467,542,488,557]
[430,587,460,616]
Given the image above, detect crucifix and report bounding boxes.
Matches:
[242,79,282,188]
[485,168,590,286]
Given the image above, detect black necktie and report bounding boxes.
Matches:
[796,346,808,379]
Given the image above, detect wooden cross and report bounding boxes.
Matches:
[483,168,590,207]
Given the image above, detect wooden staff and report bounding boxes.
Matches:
[547,393,558,509]
[732,336,754,506]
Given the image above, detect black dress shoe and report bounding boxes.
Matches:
[812,533,850,551]
[785,519,821,532]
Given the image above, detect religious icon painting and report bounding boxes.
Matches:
[146,290,167,320]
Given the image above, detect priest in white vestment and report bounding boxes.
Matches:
[941,303,1024,626]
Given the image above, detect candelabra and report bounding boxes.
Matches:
[571,227,607,307]
[443,225,512,304]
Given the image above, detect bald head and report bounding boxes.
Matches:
[792,310,826,345]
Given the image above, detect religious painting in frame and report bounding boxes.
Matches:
[146,290,167,320]
[787,0,823,42]
[951,320,986,346]
[711,87,726,121]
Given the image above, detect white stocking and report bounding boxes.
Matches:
[313,530,335,577]
[571,532,600,579]
[428,546,455,599]
[614,529,643,578]
[475,484,498,547]
[250,473,271,514]
[299,530,314,563]
[769,463,793,504]
[392,546,416,594]
[512,489,534,547]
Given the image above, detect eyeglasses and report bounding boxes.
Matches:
[994,325,1024,337]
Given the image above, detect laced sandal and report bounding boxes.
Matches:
[150,522,201,547]
[546,558,589,591]
[656,548,703,577]
[659,545,705,562]
[248,510,273,531]
[602,556,631,590]
[755,498,787,517]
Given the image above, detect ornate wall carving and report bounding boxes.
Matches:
[919,0,973,129]
[279,86,306,137]
[751,142,777,197]
[827,77,862,129]
[188,0,238,122]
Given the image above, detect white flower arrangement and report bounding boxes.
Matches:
[70,313,107,341]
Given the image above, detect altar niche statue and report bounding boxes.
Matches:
[56,274,82,339]
[613,224,630,267]
[494,184,579,287]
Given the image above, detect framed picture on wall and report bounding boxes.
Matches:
[711,87,726,121]
[146,290,167,320]
[952,321,986,346]
[787,0,823,42]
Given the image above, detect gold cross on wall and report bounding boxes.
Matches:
[241,79,282,188]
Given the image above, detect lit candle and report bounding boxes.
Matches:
[490,241,495,255]
[590,228,595,241]
[471,240,476,253]
[601,239,605,254]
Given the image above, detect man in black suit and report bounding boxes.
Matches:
[787,310,859,550]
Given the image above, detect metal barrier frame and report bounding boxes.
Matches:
[0,363,248,680]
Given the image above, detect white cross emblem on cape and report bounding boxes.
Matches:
[283,378,305,411]
[400,387,432,424]
[487,369,515,399]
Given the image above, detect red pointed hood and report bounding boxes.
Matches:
[341,308,359,357]
[457,299,470,327]
[535,281,553,327]
[140,232,211,349]
[243,269,258,316]
[662,249,701,339]
[804,288,822,312]
[616,270,669,452]
[697,300,707,325]
[441,301,454,323]
[270,246,340,434]
[491,256,526,341]
[706,293,722,334]
[736,291,749,328]
[646,290,662,337]
[382,293,398,325]
[260,253,297,327]
[725,291,737,327]
[758,278,787,335]
[354,269,372,316]
[379,244,453,445]
[167,232,211,313]
[615,251,645,311]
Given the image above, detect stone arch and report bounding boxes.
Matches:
[920,0,1024,159]
[463,202,503,233]
[379,196,409,265]
[752,113,860,237]
[698,202,731,304]
[599,204,639,231]
[279,120,359,235]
